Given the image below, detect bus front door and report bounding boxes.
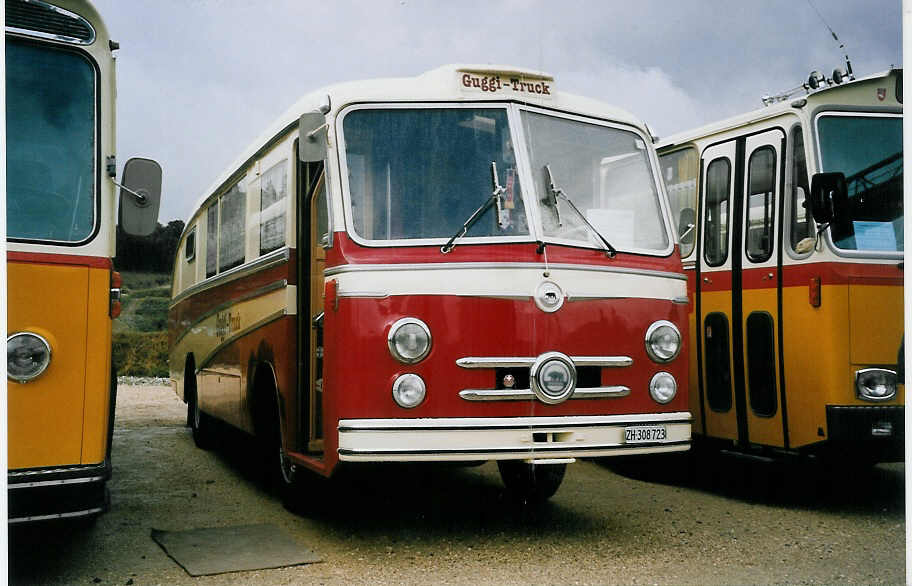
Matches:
[698,129,787,450]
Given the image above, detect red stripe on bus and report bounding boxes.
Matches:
[781,261,902,287]
[7,251,112,269]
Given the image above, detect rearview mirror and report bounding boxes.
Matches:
[119,157,162,236]
[808,172,847,225]
[299,112,327,162]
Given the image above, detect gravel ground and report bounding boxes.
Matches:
[9,384,906,585]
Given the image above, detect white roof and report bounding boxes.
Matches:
[658,69,899,149]
[188,64,646,220]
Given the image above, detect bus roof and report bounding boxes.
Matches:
[658,68,902,150]
[189,64,646,222]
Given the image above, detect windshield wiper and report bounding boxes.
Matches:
[544,164,617,257]
[441,161,506,254]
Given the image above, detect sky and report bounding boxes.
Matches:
[92,0,903,224]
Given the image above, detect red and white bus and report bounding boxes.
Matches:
[169,65,691,503]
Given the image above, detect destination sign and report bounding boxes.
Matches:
[458,70,554,99]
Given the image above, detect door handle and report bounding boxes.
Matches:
[703,276,712,284]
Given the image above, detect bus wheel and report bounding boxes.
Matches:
[497,460,566,503]
[188,384,216,450]
[258,394,302,509]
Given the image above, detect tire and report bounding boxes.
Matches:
[497,460,567,503]
[252,375,304,510]
[188,383,216,450]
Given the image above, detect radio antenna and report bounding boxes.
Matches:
[806,0,854,79]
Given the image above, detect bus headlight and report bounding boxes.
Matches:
[649,372,677,404]
[388,317,432,364]
[855,368,897,402]
[392,374,426,408]
[8,332,52,383]
[645,320,681,363]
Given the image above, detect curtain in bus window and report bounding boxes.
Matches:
[6,41,95,242]
[703,158,731,266]
[342,108,528,241]
[219,180,247,272]
[206,205,218,278]
[745,147,775,262]
[260,160,287,255]
[521,111,669,252]
[817,115,903,252]
[789,127,811,250]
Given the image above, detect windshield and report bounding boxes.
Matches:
[817,114,902,253]
[6,40,96,242]
[343,107,529,242]
[521,111,669,252]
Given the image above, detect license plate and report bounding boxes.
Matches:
[624,425,667,444]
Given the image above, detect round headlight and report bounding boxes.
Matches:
[649,372,677,404]
[855,368,897,402]
[645,320,681,363]
[392,373,426,408]
[8,332,52,383]
[388,318,431,364]
[530,351,577,405]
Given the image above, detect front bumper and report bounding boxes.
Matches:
[8,463,109,524]
[826,405,904,462]
[338,412,692,462]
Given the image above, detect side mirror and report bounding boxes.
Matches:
[119,157,162,236]
[808,172,847,224]
[299,112,327,162]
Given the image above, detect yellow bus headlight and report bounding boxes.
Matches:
[7,332,52,383]
[855,368,897,402]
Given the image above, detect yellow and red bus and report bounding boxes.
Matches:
[657,68,903,463]
[6,0,161,523]
[169,64,691,503]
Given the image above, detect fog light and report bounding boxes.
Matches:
[649,372,677,404]
[392,373,426,408]
[8,332,52,383]
[855,368,897,402]
[530,352,576,405]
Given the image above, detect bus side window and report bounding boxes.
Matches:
[185,227,196,262]
[219,178,247,272]
[703,157,731,267]
[789,126,811,250]
[745,146,776,263]
[206,204,217,278]
[260,159,288,256]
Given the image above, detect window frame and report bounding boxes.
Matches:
[703,157,732,267]
[744,145,777,264]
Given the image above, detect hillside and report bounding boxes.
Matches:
[112,271,171,377]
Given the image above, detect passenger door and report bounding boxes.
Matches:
[697,129,786,449]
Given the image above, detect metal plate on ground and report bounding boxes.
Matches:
[151,523,321,576]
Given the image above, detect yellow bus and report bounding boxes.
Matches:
[6,0,161,523]
[657,68,903,463]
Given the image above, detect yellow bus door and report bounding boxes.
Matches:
[697,130,788,450]
[697,141,739,442]
[739,130,786,448]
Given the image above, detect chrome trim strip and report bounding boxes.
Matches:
[338,412,692,431]
[456,355,632,368]
[171,279,289,345]
[325,261,687,281]
[338,441,691,458]
[337,290,390,298]
[459,386,630,401]
[197,309,288,372]
[8,475,105,490]
[9,507,105,524]
[171,248,290,307]
[8,463,106,480]
[672,296,689,304]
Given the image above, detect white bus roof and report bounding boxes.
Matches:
[189,64,646,220]
[658,68,901,150]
